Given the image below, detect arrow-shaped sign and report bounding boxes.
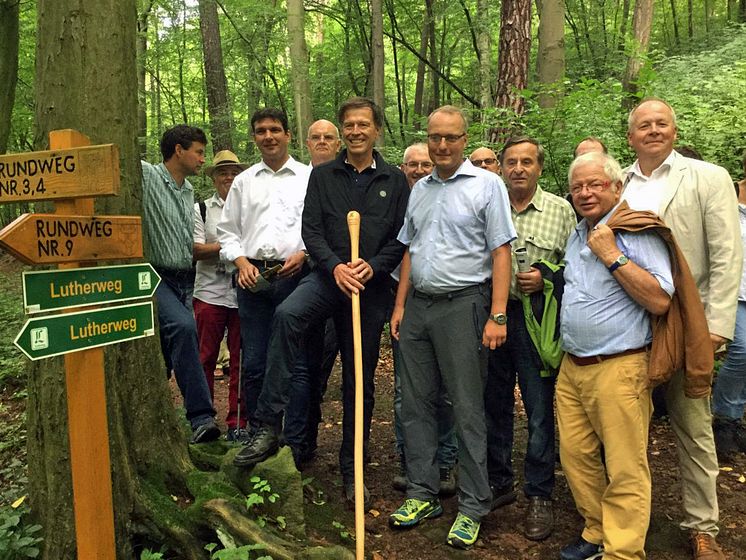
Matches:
[14,301,155,360]
[0,213,142,265]
[22,263,161,314]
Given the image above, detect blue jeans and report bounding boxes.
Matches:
[712,300,746,420]
[236,271,311,453]
[485,299,556,498]
[393,335,458,466]
[255,270,391,482]
[154,269,215,429]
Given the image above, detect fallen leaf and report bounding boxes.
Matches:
[739,475,745,483]
[720,466,733,472]
[11,496,25,508]
[369,509,380,517]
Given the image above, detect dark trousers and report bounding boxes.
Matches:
[255,269,391,482]
[485,298,556,498]
[154,269,215,429]
[236,271,311,453]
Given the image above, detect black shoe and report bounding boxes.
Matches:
[392,457,407,492]
[733,420,746,454]
[190,418,220,444]
[524,496,553,541]
[343,481,371,512]
[225,427,250,442]
[713,416,739,462]
[490,483,517,510]
[439,465,457,496]
[560,537,603,560]
[233,425,279,467]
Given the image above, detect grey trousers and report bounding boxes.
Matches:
[399,285,492,520]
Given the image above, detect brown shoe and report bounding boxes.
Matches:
[690,531,725,560]
[524,496,553,541]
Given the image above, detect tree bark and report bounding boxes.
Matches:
[0,0,20,154]
[491,0,532,144]
[199,0,234,152]
[413,15,429,124]
[670,0,681,46]
[476,0,492,110]
[287,0,313,156]
[536,0,566,108]
[137,0,154,159]
[426,0,439,113]
[617,0,631,52]
[370,0,385,144]
[621,0,654,110]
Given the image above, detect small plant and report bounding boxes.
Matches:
[139,548,166,560]
[245,477,279,529]
[332,520,354,542]
[205,541,272,559]
[0,502,43,559]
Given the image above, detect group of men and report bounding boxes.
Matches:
[141,96,742,559]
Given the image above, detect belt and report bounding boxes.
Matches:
[154,267,195,280]
[568,345,650,367]
[249,258,284,270]
[412,282,487,302]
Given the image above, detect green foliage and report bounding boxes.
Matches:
[245,477,279,529]
[139,548,166,560]
[331,520,353,542]
[205,541,272,560]
[0,503,42,559]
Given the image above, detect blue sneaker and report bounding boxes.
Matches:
[560,537,604,560]
[389,498,443,528]
[446,512,481,549]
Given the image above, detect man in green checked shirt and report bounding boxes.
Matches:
[484,136,577,541]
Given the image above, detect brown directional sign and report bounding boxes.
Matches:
[0,144,119,203]
[0,213,142,264]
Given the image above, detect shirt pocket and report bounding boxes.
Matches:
[525,233,558,265]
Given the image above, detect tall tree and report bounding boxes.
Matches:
[475,0,492,110]
[621,0,654,109]
[287,0,313,155]
[536,0,566,108]
[137,0,155,158]
[370,0,385,142]
[491,0,532,143]
[199,0,234,152]
[0,0,20,154]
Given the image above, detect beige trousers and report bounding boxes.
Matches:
[557,352,652,560]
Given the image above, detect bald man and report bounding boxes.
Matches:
[470,147,501,174]
[306,119,342,167]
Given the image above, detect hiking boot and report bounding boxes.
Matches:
[559,537,603,560]
[343,481,371,512]
[392,457,407,492]
[446,512,480,549]
[439,465,457,496]
[233,424,279,467]
[690,531,725,560]
[734,421,746,454]
[524,496,553,541]
[190,418,220,444]
[389,498,443,529]
[713,416,738,463]
[490,482,517,510]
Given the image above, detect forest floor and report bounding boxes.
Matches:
[205,339,746,560]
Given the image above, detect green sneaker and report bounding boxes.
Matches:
[389,498,443,529]
[446,512,481,549]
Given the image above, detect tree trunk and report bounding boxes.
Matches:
[136,1,154,159]
[687,0,694,38]
[287,0,313,156]
[412,15,429,125]
[476,0,493,111]
[426,0,439,113]
[199,0,234,152]
[617,0,631,51]
[491,0,531,143]
[0,0,20,154]
[670,0,681,46]
[621,0,654,109]
[370,0,385,144]
[536,0,566,108]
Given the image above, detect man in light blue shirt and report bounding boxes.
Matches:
[388,105,515,549]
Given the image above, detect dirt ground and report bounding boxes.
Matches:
[204,337,746,560]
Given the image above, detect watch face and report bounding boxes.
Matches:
[618,255,629,265]
[493,313,507,325]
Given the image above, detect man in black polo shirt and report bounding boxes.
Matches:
[234,97,409,508]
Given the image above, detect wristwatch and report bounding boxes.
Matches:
[608,254,629,273]
[489,313,508,325]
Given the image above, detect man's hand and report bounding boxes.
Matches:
[587,224,621,266]
[710,333,728,355]
[349,258,374,284]
[390,305,405,341]
[516,267,543,294]
[234,257,259,289]
[482,320,507,349]
[333,263,366,298]
[278,250,306,278]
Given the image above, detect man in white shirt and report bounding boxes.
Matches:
[217,108,311,463]
[193,150,248,441]
[624,98,741,560]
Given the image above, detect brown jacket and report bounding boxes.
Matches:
[606,201,713,398]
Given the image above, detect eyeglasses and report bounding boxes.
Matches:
[308,134,338,143]
[569,180,611,195]
[427,133,466,145]
[404,161,434,170]
[471,158,497,166]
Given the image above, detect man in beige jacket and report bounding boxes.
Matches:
[623,98,742,560]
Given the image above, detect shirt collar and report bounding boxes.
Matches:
[629,150,676,180]
[427,159,477,184]
[206,192,224,208]
[258,156,299,176]
[156,162,192,191]
[522,185,546,212]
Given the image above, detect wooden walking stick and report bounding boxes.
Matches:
[347,210,365,560]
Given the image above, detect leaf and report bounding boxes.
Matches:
[11,496,26,509]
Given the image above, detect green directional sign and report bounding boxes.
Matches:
[14,301,154,360]
[22,263,161,314]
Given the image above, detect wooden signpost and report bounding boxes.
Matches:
[0,129,151,560]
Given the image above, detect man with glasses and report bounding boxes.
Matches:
[470,146,501,174]
[389,106,515,549]
[485,136,576,541]
[233,97,409,510]
[557,151,673,560]
[306,119,341,167]
[400,143,434,186]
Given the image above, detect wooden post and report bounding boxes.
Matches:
[51,129,117,560]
